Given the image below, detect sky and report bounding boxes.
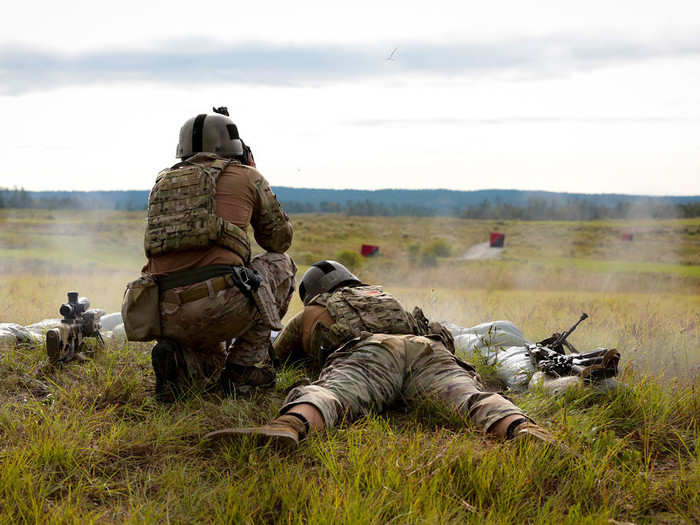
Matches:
[1,0,699,195]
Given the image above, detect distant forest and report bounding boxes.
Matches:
[2,187,699,221]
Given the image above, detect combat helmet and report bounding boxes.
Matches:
[299,260,362,305]
[176,107,244,159]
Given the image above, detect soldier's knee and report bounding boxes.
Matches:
[251,252,296,277]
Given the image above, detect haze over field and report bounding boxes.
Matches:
[1,0,700,195]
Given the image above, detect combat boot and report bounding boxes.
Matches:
[219,363,276,395]
[510,421,558,445]
[151,340,183,402]
[509,420,574,455]
[203,413,308,448]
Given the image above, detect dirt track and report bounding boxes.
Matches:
[461,242,503,260]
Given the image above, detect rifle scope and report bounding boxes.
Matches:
[59,291,90,319]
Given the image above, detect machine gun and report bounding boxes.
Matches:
[45,292,105,365]
[528,313,620,381]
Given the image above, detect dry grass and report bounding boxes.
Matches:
[0,209,698,523]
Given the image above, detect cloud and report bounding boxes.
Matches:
[347,116,700,127]
[2,34,700,94]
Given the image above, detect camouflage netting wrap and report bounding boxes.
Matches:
[144,153,251,261]
[312,285,419,343]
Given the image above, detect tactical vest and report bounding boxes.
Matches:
[144,153,251,262]
[309,285,418,344]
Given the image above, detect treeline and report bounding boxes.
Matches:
[0,188,83,209]
[459,198,700,220]
[0,188,145,210]
[283,197,700,220]
[282,199,436,217]
[3,187,700,220]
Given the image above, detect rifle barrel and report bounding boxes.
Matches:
[553,313,589,347]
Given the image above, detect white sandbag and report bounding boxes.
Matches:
[528,371,619,394]
[448,320,536,391]
[111,323,126,342]
[25,318,62,338]
[447,320,530,356]
[0,323,44,347]
[100,312,123,331]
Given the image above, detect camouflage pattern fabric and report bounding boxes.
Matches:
[145,153,251,261]
[251,177,292,249]
[273,288,455,371]
[282,333,530,431]
[159,252,296,391]
[312,285,419,343]
[227,253,297,363]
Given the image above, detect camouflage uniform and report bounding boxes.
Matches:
[159,252,296,389]
[281,333,530,431]
[142,153,296,392]
[273,285,427,371]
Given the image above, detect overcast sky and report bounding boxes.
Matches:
[1,0,699,194]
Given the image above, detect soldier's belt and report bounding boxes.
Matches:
[159,264,237,291]
[161,275,233,305]
[157,264,282,330]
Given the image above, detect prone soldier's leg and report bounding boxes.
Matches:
[204,339,407,446]
[402,336,532,433]
[280,340,406,427]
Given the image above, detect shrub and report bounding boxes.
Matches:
[335,249,362,271]
[292,251,318,265]
[423,239,452,258]
[420,253,438,268]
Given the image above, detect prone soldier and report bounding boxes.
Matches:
[206,332,555,447]
[203,261,558,448]
[272,259,450,372]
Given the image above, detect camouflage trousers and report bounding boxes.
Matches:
[159,252,296,390]
[282,333,529,432]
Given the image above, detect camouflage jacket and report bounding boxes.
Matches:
[273,285,453,371]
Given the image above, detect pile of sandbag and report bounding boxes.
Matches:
[0,311,127,349]
[447,320,618,393]
[447,320,536,391]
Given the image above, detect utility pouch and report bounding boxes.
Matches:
[121,274,161,341]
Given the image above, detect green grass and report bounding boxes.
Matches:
[0,343,696,524]
[0,210,698,523]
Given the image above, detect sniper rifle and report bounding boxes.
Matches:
[46,292,105,365]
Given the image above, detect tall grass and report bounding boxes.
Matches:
[0,341,697,523]
[0,210,698,523]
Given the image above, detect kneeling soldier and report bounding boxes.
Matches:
[131,107,296,400]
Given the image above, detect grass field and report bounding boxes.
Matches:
[0,209,698,523]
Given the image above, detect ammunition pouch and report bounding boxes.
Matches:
[122,274,162,341]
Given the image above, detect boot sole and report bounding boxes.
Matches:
[202,427,299,449]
